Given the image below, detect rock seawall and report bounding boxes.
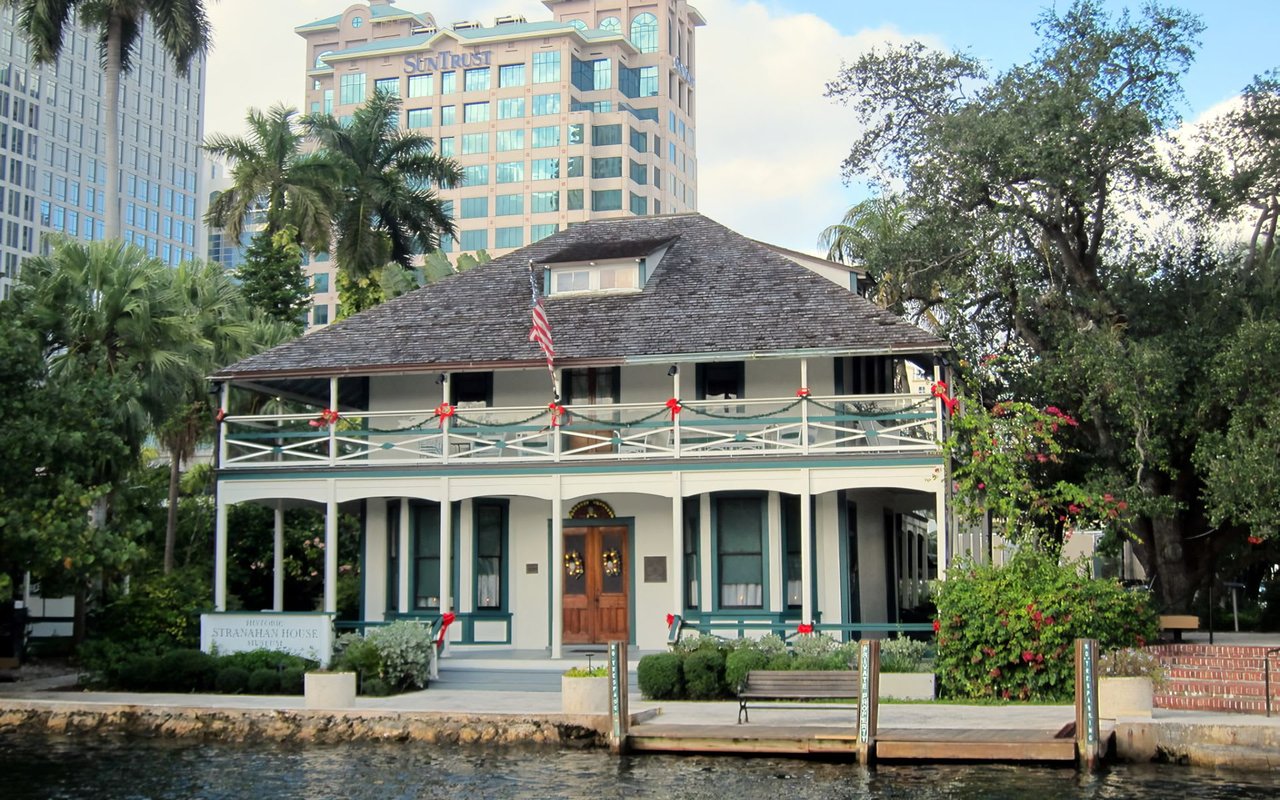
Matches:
[0,701,607,748]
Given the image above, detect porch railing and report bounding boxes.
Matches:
[220,393,941,469]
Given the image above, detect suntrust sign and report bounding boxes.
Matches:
[403,49,492,74]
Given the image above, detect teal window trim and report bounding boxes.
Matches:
[408,500,460,612]
[682,497,700,611]
[472,499,510,613]
[783,495,801,610]
[710,492,769,612]
[386,499,400,614]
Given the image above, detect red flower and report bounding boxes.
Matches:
[1247,535,1264,545]
[797,623,814,635]
[932,619,941,633]
[989,667,1002,678]
[1022,650,1036,663]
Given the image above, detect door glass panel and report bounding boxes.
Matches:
[564,532,587,595]
[601,530,624,594]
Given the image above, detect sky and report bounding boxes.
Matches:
[204,0,1277,255]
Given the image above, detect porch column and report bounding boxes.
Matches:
[323,481,338,614]
[699,494,713,610]
[398,499,411,613]
[935,488,949,581]
[767,492,783,612]
[457,499,474,614]
[214,494,228,611]
[273,501,285,611]
[328,377,339,466]
[439,478,453,614]
[800,359,810,455]
[800,470,813,624]
[550,481,565,658]
[671,472,683,616]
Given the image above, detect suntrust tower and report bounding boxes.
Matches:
[297,0,704,328]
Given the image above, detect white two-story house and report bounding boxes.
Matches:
[211,213,951,655]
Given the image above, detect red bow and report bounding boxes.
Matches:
[435,402,455,428]
[666,398,682,419]
[797,623,814,635]
[796,387,810,397]
[548,402,567,427]
[930,381,959,416]
[437,611,457,646]
[309,408,340,427]
[214,408,226,424]
[665,613,675,627]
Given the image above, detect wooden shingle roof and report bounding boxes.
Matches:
[215,214,946,379]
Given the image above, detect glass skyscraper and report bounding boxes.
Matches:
[0,8,205,301]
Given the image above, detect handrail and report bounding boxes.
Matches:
[1267,646,1279,718]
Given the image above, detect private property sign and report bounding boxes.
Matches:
[200,612,334,666]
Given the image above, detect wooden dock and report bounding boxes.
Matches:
[626,721,1082,763]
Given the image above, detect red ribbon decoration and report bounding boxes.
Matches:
[214,408,226,424]
[437,611,457,646]
[796,387,810,397]
[309,408,340,428]
[435,402,455,428]
[665,613,675,627]
[930,381,959,416]
[666,398,682,419]
[797,623,814,635]
[548,402,567,427]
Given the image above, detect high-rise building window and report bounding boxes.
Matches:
[630,160,647,185]
[374,77,399,95]
[441,71,457,94]
[532,52,560,84]
[592,189,622,211]
[495,194,523,217]
[567,189,584,210]
[460,229,488,251]
[494,226,522,249]
[630,13,659,53]
[630,192,647,215]
[408,74,434,97]
[532,93,560,116]
[497,97,525,119]
[531,125,559,148]
[339,73,366,106]
[498,63,525,88]
[461,133,488,154]
[462,164,489,186]
[591,157,621,179]
[531,223,558,242]
[440,136,455,156]
[630,128,647,153]
[568,124,584,145]
[314,273,329,293]
[599,16,621,34]
[567,156,584,178]
[313,304,329,326]
[496,161,524,183]
[531,158,559,180]
[592,124,622,146]
[460,196,488,218]
[407,108,433,128]
[441,105,456,126]
[531,191,559,213]
[464,67,490,92]
[463,102,489,123]
[495,129,523,151]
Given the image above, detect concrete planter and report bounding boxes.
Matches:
[561,675,610,715]
[305,671,356,709]
[1099,676,1153,719]
[879,672,936,701]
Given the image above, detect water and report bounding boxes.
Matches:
[2,735,1279,799]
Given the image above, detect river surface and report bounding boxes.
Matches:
[3,735,1279,799]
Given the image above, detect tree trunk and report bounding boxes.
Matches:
[104,14,123,240]
[164,449,181,574]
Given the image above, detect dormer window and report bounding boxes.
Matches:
[351,16,364,28]
[550,263,639,295]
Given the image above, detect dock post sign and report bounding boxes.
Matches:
[200,612,334,666]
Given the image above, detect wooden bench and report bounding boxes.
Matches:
[1159,614,1199,642]
[736,670,859,724]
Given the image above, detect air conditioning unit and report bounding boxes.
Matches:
[495,15,527,26]
[452,20,482,30]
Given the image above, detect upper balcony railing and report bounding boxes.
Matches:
[219,394,941,469]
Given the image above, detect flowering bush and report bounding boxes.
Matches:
[1097,647,1166,687]
[934,549,1156,701]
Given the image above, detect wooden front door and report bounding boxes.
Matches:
[563,525,629,644]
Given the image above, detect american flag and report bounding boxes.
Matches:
[528,262,556,390]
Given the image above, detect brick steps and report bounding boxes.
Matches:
[1149,644,1280,716]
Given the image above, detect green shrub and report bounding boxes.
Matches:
[87,568,210,651]
[247,668,281,695]
[683,648,727,699]
[218,649,316,674]
[366,621,433,692]
[880,636,931,673]
[156,649,218,692]
[361,677,392,697]
[214,666,250,694]
[767,654,793,671]
[791,633,839,659]
[118,654,163,691]
[334,633,383,682]
[725,648,769,689]
[637,652,684,699]
[793,654,848,671]
[934,549,1158,701]
[279,667,306,695]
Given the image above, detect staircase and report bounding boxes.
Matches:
[1148,644,1280,715]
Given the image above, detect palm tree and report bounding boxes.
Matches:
[303,90,462,309]
[204,104,338,255]
[5,0,212,239]
[156,260,295,572]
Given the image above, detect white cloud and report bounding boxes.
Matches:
[203,1,941,253]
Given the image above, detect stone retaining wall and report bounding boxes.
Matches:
[0,701,607,748]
